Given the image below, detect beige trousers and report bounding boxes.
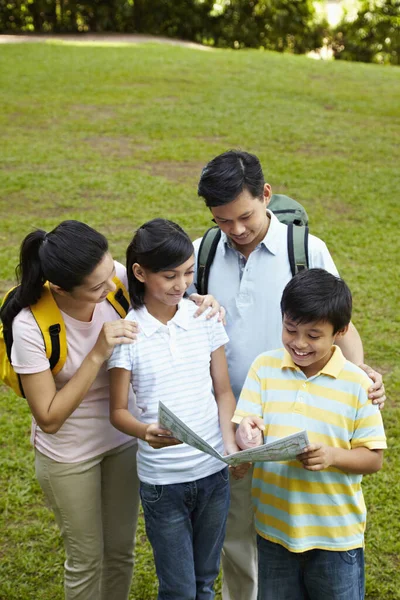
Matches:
[221,466,258,600]
[35,442,140,600]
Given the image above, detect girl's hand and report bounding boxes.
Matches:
[229,462,251,480]
[91,319,139,364]
[358,363,386,409]
[189,293,226,324]
[224,442,251,480]
[297,444,335,471]
[236,416,265,450]
[144,423,183,449]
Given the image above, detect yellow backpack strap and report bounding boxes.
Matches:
[30,282,67,376]
[107,276,130,318]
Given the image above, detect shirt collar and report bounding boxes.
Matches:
[220,209,280,256]
[282,345,346,379]
[135,300,191,337]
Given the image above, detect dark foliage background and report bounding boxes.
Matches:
[0,0,399,63]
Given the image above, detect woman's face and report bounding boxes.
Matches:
[67,252,117,304]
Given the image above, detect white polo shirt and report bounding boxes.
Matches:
[107,298,228,485]
[192,210,339,402]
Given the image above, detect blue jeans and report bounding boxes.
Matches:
[257,536,365,600]
[140,468,230,600]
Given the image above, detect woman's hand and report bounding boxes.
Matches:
[144,423,183,449]
[188,293,226,324]
[91,319,139,364]
[358,363,386,409]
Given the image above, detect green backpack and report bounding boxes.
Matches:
[196,194,309,295]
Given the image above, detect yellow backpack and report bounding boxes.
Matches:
[0,276,130,398]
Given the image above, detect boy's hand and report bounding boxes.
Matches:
[236,416,265,450]
[358,363,386,409]
[189,293,226,323]
[297,444,335,471]
[144,423,182,449]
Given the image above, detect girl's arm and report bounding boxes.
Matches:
[210,346,239,455]
[21,319,138,434]
[109,367,181,449]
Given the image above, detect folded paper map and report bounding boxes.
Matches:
[158,402,310,467]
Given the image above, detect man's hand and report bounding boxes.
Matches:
[297,444,335,471]
[359,363,386,409]
[189,293,226,323]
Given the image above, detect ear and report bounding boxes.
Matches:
[132,263,146,283]
[49,283,69,297]
[333,324,349,342]
[263,183,272,207]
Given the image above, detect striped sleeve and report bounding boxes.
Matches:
[207,314,229,353]
[351,382,386,450]
[233,359,264,424]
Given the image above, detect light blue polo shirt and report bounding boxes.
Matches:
[192,210,339,402]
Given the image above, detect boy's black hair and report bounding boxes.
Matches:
[126,218,194,309]
[198,150,265,208]
[280,268,352,334]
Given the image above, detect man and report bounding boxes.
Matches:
[191,150,385,600]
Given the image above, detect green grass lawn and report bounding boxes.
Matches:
[0,39,399,600]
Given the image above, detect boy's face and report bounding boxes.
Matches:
[282,316,346,378]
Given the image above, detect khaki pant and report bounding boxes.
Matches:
[221,466,258,600]
[35,442,140,600]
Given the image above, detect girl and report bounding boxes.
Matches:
[1,220,140,600]
[108,218,246,600]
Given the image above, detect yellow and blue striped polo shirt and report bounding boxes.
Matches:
[233,346,386,553]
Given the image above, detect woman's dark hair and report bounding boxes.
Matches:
[198,150,265,207]
[126,218,194,309]
[280,268,352,334]
[0,220,108,330]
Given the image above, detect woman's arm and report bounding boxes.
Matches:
[21,319,138,434]
[109,367,181,449]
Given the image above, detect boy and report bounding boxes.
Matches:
[234,268,386,600]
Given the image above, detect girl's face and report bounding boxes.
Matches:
[138,255,195,308]
[66,252,117,304]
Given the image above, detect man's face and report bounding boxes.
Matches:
[210,186,271,253]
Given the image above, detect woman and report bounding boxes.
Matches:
[1,219,222,600]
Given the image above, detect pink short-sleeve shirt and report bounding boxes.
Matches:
[11,261,137,463]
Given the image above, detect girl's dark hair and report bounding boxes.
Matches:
[198,150,265,207]
[280,268,352,334]
[0,220,108,330]
[126,218,194,309]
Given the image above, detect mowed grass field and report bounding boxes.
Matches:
[0,39,399,600]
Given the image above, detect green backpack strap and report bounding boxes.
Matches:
[107,276,130,318]
[196,227,221,296]
[287,224,309,276]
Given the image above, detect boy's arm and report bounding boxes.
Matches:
[109,367,181,449]
[297,445,384,474]
[336,322,385,407]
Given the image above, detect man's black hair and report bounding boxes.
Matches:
[198,150,265,207]
[280,268,352,334]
